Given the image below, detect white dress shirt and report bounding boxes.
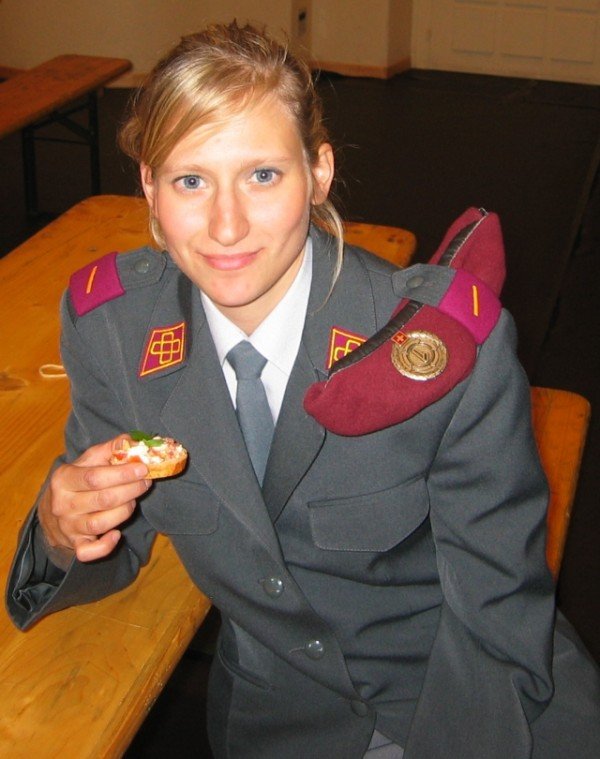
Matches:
[201,238,313,424]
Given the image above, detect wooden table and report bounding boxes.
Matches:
[0,196,210,758]
[0,55,132,216]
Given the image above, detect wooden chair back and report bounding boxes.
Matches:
[530,387,590,579]
[344,221,416,267]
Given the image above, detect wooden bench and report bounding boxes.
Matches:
[0,55,131,216]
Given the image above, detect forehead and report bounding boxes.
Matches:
[163,95,304,166]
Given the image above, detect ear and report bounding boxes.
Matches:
[311,143,334,205]
[140,163,156,209]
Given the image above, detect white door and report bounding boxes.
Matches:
[412,0,600,85]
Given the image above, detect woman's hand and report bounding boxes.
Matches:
[37,436,151,563]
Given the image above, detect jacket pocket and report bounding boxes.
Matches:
[217,621,273,691]
[308,477,429,552]
[141,479,220,535]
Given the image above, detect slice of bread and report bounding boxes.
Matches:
[110,436,188,479]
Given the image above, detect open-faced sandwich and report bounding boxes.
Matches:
[110,431,188,479]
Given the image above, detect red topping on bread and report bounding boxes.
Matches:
[110,435,187,479]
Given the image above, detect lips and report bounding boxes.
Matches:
[202,250,259,271]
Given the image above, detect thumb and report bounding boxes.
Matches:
[74,435,131,467]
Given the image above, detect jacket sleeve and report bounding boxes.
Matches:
[5,292,156,630]
[405,310,555,759]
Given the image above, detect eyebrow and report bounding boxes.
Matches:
[161,156,295,174]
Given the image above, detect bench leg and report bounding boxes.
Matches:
[21,126,39,218]
[19,90,102,217]
[87,92,101,196]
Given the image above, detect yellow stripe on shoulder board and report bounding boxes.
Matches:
[471,284,479,317]
[86,265,98,295]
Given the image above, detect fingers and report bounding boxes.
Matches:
[38,435,153,562]
[48,475,151,553]
[73,498,138,538]
[74,530,123,562]
[54,463,150,509]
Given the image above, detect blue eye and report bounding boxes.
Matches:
[253,168,277,184]
[180,175,202,190]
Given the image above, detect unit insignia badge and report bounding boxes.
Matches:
[139,321,186,377]
[326,326,367,370]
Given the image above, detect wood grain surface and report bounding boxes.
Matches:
[0,55,131,138]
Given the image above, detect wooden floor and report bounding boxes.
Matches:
[1,69,598,757]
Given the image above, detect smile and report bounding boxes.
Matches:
[202,251,259,271]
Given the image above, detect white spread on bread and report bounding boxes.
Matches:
[116,438,185,465]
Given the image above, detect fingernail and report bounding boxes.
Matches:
[133,464,148,478]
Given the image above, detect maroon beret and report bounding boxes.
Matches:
[304,208,506,435]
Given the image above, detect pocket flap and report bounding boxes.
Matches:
[309,477,429,552]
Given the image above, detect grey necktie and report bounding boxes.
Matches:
[227,340,274,484]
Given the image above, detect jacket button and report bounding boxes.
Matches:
[407,275,425,289]
[304,639,325,660]
[351,699,369,717]
[134,258,151,274]
[261,576,284,598]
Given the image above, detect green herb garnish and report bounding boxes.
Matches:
[130,430,164,447]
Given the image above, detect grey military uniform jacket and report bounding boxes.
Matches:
[6,226,600,758]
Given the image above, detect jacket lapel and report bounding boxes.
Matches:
[159,286,282,553]
[263,226,383,521]
[262,341,325,521]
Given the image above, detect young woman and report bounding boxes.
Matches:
[7,22,600,759]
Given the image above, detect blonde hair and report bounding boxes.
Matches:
[119,21,344,272]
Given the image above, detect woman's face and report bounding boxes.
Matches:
[141,96,334,334]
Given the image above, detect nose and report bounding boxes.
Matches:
[208,186,250,247]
